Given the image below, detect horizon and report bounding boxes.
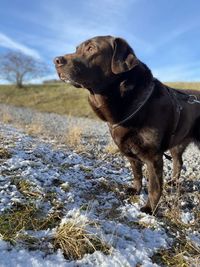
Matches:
[0,0,200,83]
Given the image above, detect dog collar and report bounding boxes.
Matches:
[109,81,155,129]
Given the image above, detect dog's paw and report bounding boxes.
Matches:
[126,187,140,195]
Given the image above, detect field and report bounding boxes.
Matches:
[0,83,94,118]
[0,82,200,119]
[0,82,200,266]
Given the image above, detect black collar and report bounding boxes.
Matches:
[109,81,155,129]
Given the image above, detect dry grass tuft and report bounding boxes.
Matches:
[1,112,13,124]
[0,147,11,159]
[53,219,110,260]
[65,126,84,150]
[25,122,45,136]
[104,140,119,154]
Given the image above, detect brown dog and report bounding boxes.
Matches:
[54,36,200,214]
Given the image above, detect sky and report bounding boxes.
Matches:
[0,0,200,82]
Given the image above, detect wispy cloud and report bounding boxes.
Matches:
[0,32,41,59]
[1,0,199,81]
[3,0,151,56]
[29,0,145,54]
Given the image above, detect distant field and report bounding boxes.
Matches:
[0,83,95,118]
[0,82,200,118]
[166,82,200,90]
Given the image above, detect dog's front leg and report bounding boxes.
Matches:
[126,158,143,195]
[140,154,163,214]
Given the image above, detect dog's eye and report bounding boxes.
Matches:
[87,45,95,53]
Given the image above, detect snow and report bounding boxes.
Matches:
[181,211,195,224]
[188,232,200,248]
[0,106,199,266]
[0,245,74,267]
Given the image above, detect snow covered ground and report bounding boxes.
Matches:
[0,105,199,266]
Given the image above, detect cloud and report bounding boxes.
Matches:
[0,32,41,59]
[5,0,150,57]
[1,0,198,82]
[33,0,144,51]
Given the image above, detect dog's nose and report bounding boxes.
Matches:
[54,56,66,66]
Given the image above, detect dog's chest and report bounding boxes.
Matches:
[88,95,108,121]
[109,125,159,159]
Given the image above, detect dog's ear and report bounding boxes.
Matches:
[111,38,138,74]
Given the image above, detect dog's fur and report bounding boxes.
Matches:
[54,36,200,214]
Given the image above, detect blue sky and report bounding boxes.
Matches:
[0,0,200,82]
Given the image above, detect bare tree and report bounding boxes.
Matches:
[0,51,48,88]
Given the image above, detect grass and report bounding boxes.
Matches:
[0,203,61,243]
[0,200,110,259]
[11,178,42,199]
[1,112,13,124]
[66,126,84,150]
[0,82,200,119]
[25,120,45,136]
[151,181,200,267]
[152,203,200,266]
[104,139,119,154]
[0,147,11,159]
[53,219,110,260]
[152,238,200,267]
[0,83,94,118]
[166,82,200,90]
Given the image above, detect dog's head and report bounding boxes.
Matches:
[54,36,139,91]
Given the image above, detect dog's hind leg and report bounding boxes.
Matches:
[170,142,188,181]
[193,117,200,148]
[126,158,143,195]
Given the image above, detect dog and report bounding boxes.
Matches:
[54,36,200,214]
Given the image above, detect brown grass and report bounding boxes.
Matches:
[153,181,200,266]
[53,219,110,260]
[65,126,84,151]
[104,139,119,154]
[0,204,61,243]
[1,112,13,124]
[0,83,94,118]
[166,82,200,90]
[25,122,45,136]
[152,239,200,267]
[0,147,11,159]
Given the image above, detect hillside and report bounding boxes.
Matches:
[0,83,94,118]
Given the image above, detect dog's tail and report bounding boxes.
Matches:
[193,117,200,148]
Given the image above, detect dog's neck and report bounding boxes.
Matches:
[88,62,153,125]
